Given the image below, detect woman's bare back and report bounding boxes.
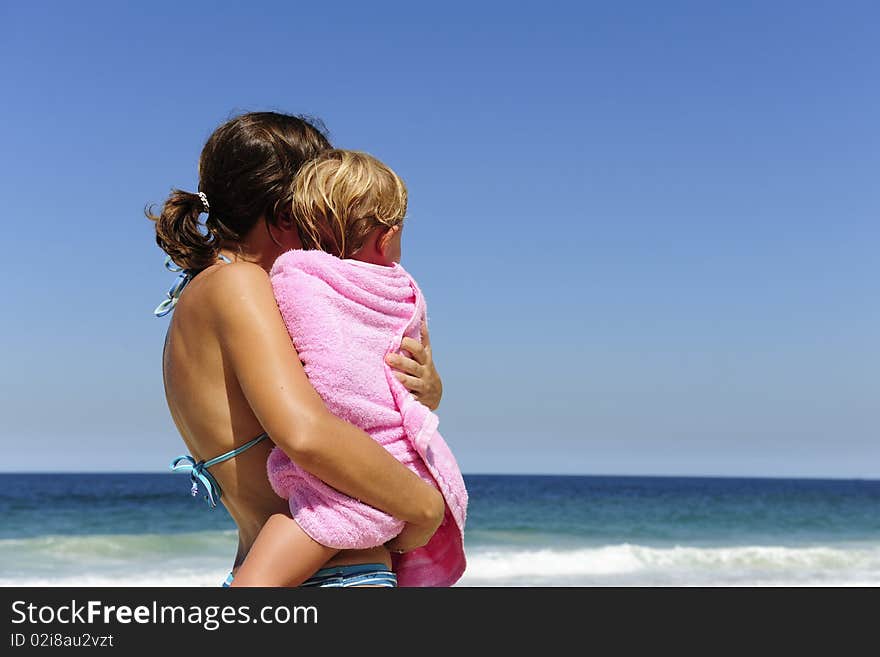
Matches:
[163,260,390,572]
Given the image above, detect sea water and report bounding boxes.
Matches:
[1,473,878,586]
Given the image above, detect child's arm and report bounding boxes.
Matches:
[229,515,339,587]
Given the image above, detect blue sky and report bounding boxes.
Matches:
[1,1,877,477]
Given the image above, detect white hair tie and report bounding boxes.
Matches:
[197,191,210,214]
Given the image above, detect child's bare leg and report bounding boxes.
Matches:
[230,514,339,587]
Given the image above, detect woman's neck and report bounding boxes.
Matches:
[218,245,280,273]
[221,219,296,272]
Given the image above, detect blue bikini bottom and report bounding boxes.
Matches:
[222,562,397,588]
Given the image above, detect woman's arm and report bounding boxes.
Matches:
[210,263,444,544]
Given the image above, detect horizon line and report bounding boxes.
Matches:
[1,470,878,482]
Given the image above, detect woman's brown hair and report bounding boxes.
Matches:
[147,112,332,271]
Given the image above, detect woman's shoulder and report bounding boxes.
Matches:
[187,260,276,317]
[201,260,270,292]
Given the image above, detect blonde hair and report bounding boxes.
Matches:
[293,149,408,258]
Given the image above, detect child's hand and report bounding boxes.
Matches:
[385,323,443,410]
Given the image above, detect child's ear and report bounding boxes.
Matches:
[378,224,401,256]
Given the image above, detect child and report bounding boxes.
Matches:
[230,150,467,587]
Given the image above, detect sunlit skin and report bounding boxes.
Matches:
[163,214,445,581]
[230,223,428,587]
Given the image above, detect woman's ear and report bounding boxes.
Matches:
[267,209,303,250]
[275,208,295,231]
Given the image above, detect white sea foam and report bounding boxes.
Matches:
[0,532,237,587]
[3,533,879,587]
[0,571,229,588]
[457,543,880,586]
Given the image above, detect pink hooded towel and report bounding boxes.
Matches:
[267,249,468,587]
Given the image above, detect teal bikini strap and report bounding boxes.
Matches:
[154,254,233,317]
[170,432,269,508]
[159,251,260,509]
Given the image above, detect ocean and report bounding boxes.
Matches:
[1,473,878,587]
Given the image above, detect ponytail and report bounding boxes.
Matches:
[147,189,236,272]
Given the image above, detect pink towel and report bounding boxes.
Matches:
[267,249,467,587]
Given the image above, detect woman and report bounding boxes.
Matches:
[149,112,446,587]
